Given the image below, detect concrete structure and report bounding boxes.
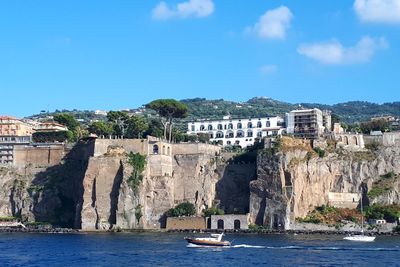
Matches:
[364,132,400,147]
[13,144,65,166]
[328,192,360,209]
[166,217,206,230]
[286,108,326,139]
[0,136,31,164]
[336,134,365,149]
[333,123,344,134]
[187,116,284,147]
[210,214,249,230]
[369,219,386,225]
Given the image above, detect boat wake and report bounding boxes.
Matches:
[187,243,399,252]
[232,244,266,249]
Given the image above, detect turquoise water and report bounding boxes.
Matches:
[0,232,399,266]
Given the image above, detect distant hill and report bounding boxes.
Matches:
[26,97,400,126]
[181,98,400,124]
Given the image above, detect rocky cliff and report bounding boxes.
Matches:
[79,147,222,230]
[250,137,400,229]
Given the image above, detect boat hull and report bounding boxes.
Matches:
[343,235,376,242]
[185,238,231,247]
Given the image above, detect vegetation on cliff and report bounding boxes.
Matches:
[368,172,398,199]
[364,204,400,222]
[127,152,146,193]
[296,205,362,225]
[166,202,196,217]
[202,206,225,217]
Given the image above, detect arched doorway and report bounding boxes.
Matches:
[217,219,224,230]
[234,219,241,230]
[153,144,159,154]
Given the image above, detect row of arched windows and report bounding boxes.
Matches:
[210,130,263,139]
[152,144,171,155]
[199,121,271,131]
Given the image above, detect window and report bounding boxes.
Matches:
[234,220,241,230]
[216,131,224,138]
[191,125,195,131]
[218,124,223,130]
[217,219,224,230]
[257,121,262,128]
[208,125,213,130]
[227,141,231,145]
[266,121,271,127]
[257,131,262,137]
[247,122,253,128]
[226,130,234,138]
[235,140,240,145]
[247,130,253,137]
[237,123,242,129]
[208,133,214,139]
[236,130,244,138]
[228,123,233,129]
[200,125,205,131]
[153,145,159,154]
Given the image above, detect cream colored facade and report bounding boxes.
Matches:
[0,116,34,136]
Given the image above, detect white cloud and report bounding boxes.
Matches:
[354,0,400,23]
[246,6,293,40]
[297,36,388,65]
[152,0,214,20]
[259,65,278,75]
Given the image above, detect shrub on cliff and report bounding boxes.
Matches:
[364,204,400,222]
[202,206,224,218]
[127,152,146,193]
[167,202,196,217]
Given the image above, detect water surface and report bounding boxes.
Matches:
[0,232,399,266]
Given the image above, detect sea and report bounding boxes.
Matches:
[0,232,399,266]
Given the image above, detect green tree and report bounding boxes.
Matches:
[53,113,79,131]
[126,115,149,139]
[146,99,188,142]
[88,121,113,137]
[145,119,164,138]
[53,113,81,142]
[107,111,130,137]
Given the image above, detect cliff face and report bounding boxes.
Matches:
[250,139,400,229]
[79,150,221,230]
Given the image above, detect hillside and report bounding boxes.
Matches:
[26,97,400,125]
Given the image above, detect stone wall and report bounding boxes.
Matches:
[93,139,147,156]
[166,217,206,230]
[210,214,249,230]
[13,145,65,167]
[336,133,365,149]
[173,143,221,156]
[364,132,400,147]
[328,192,360,209]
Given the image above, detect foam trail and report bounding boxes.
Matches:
[232,244,265,248]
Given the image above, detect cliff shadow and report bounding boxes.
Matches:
[215,161,257,214]
[27,138,95,228]
[108,164,124,225]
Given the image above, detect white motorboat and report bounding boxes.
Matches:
[185,233,231,247]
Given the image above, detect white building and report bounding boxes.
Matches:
[187,115,284,147]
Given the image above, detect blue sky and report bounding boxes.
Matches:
[1,0,400,117]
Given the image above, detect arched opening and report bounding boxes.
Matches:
[228,123,233,129]
[344,136,349,145]
[234,219,241,230]
[217,124,223,130]
[216,131,224,138]
[247,130,253,137]
[153,144,159,154]
[266,121,271,127]
[167,146,170,155]
[257,131,262,138]
[237,123,242,129]
[200,125,205,131]
[247,122,253,128]
[236,130,244,138]
[217,219,224,230]
[208,132,214,139]
[208,125,213,131]
[226,130,234,138]
[352,136,358,146]
[162,145,166,155]
[257,121,262,128]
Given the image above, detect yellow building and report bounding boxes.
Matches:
[0,116,34,137]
